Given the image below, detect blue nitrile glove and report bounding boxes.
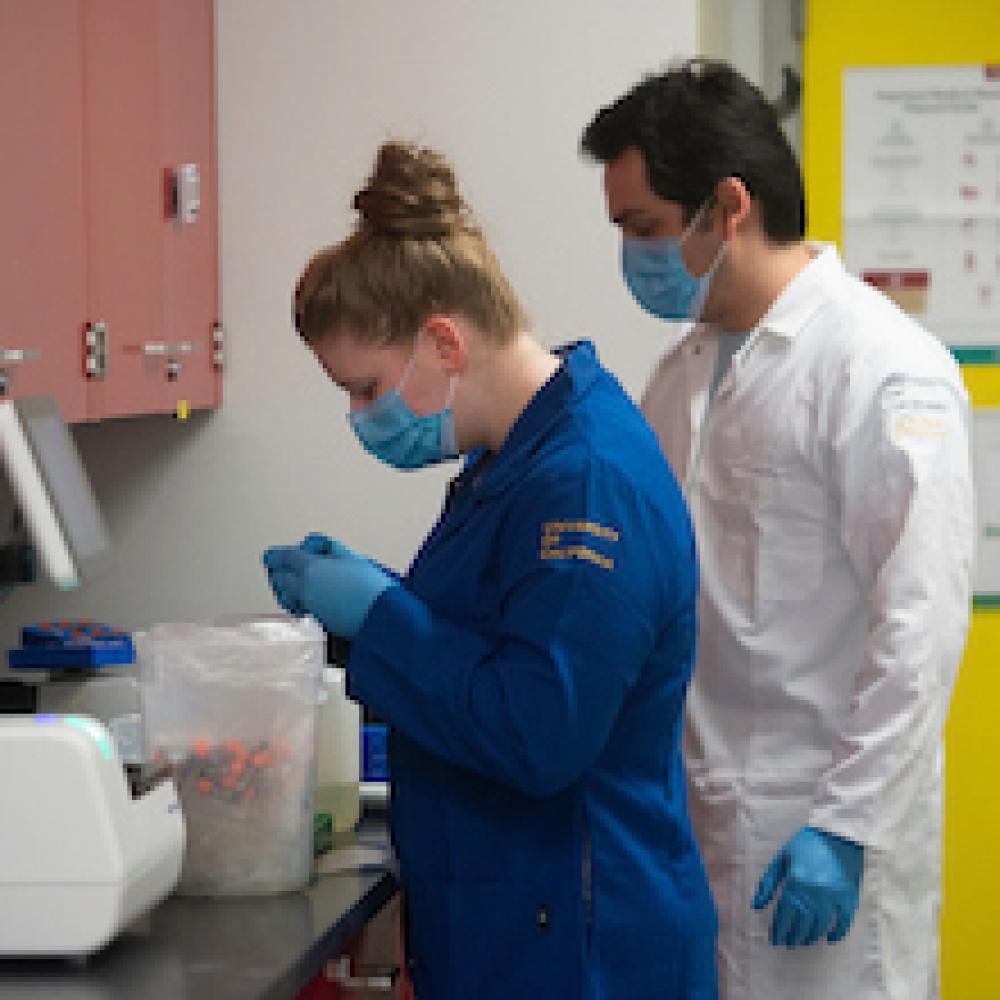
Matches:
[299,533,343,556]
[261,539,395,639]
[299,533,402,582]
[752,825,864,948]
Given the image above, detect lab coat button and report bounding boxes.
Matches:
[536,905,550,930]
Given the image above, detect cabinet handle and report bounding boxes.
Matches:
[120,341,198,382]
[0,349,41,365]
[131,341,197,357]
[324,956,398,991]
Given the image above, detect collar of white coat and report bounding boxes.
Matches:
[679,242,840,348]
[756,242,840,340]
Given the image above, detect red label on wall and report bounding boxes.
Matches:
[900,271,930,289]
[862,270,930,290]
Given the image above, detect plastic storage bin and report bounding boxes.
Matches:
[137,617,324,896]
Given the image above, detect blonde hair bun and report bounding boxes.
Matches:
[353,140,474,239]
[295,140,527,346]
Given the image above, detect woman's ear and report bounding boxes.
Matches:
[422,315,467,376]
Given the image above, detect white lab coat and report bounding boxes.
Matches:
[642,246,974,1000]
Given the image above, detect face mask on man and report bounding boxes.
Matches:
[348,333,459,471]
[621,200,726,322]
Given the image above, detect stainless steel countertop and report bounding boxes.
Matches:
[0,823,397,1000]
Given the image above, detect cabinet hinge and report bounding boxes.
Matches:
[212,323,225,372]
[83,322,109,380]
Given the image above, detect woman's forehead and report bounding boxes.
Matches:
[311,334,409,380]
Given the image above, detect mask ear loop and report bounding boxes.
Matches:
[702,241,727,284]
[396,333,422,393]
[683,196,728,322]
[398,328,460,413]
[680,199,711,243]
[439,374,460,458]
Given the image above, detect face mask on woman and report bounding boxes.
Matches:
[348,334,459,470]
[621,200,726,322]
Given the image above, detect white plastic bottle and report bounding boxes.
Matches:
[315,666,360,833]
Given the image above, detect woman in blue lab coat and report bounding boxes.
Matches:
[263,141,716,1000]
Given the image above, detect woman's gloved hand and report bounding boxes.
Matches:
[752,825,865,948]
[262,536,395,639]
[298,532,344,556]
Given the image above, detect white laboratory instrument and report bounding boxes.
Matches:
[0,714,184,956]
[0,396,108,589]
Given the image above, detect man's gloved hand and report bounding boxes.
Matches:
[262,537,395,639]
[752,825,865,948]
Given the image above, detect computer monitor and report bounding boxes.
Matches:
[0,397,108,589]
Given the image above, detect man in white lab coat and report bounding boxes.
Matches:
[581,59,974,1000]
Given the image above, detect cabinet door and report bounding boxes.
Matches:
[82,0,169,420]
[299,894,415,999]
[0,0,88,421]
[157,0,220,414]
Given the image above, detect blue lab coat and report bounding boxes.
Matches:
[347,341,717,999]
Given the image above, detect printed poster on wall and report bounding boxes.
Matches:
[842,65,1000,352]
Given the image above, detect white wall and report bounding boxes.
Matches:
[2,0,696,651]
[698,0,803,153]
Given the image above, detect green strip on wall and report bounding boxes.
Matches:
[973,594,1000,610]
[951,346,1000,366]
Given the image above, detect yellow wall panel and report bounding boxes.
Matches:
[803,3,1000,996]
[962,366,1000,408]
[943,607,1000,995]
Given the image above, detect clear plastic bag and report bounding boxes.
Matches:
[136,616,324,896]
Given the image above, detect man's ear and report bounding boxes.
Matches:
[713,175,753,239]
[421,315,467,376]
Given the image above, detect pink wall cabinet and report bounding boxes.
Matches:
[1,0,220,423]
[0,0,90,421]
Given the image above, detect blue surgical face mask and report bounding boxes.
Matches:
[621,201,726,322]
[348,337,459,471]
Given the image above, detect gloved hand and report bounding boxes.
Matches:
[261,537,395,639]
[299,533,342,556]
[262,534,355,616]
[752,825,864,948]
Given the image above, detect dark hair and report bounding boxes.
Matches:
[581,59,805,241]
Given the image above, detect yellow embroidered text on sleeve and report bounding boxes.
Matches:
[540,520,619,571]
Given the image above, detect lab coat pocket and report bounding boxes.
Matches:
[755,474,825,605]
